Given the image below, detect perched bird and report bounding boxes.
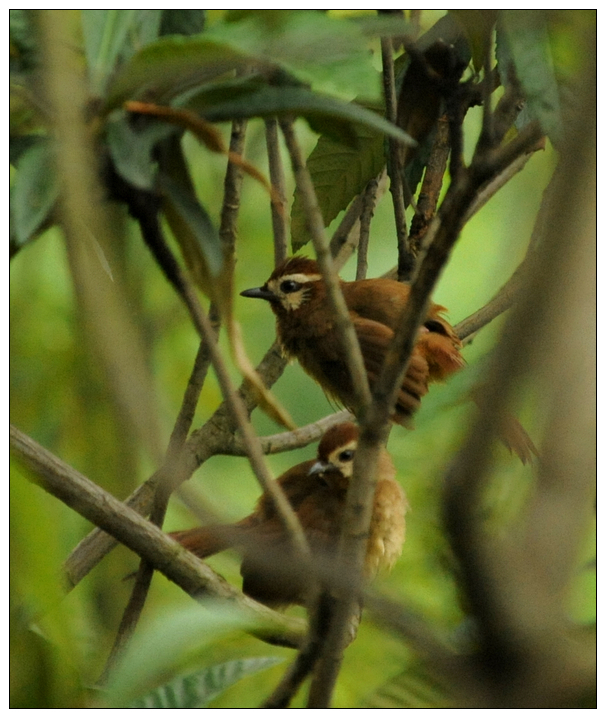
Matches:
[170,422,406,608]
[241,257,464,426]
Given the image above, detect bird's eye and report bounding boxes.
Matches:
[338,449,354,463]
[280,279,301,294]
[424,319,447,336]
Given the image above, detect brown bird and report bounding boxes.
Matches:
[170,422,406,608]
[240,257,464,426]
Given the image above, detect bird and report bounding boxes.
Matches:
[240,256,464,426]
[170,422,407,608]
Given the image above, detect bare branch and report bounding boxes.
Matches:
[10,425,305,648]
[265,118,289,265]
[381,36,413,280]
[355,178,379,281]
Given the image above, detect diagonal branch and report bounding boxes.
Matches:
[10,425,305,647]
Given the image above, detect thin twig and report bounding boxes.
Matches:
[355,179,379,281]
[330,170,388,272]
[265,118,289,265]
[279,117,372,414]
[381,36,413,280]
[408,114,450,256]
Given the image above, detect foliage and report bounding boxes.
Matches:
[10,9,595,709]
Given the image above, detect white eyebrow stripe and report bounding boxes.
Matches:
[281,273,322,284]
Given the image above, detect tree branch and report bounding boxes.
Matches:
[381,36,413,280]
[10,425,305,648]
[265,117,289,265]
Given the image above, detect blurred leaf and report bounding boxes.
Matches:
[106,35,251,110]
[159,9,205,37]
[365,659,455,708]
[82,10,163,97]
[10,134,40,167]
[130,657,283,708]
[10,9,39,74]
[10,139,58,249]
[125,101,272,195]
[497,11,564,146]
[108,11,388,111]
[204,10,380,100]
[183,82,415,147]
[291,122,385,250]
[106,112,178,190]
[450,10,497,72]
[159,172,224,290]
[104,602,262,707]
[349,13,414,39]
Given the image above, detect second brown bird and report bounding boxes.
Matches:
[170,422,406,608]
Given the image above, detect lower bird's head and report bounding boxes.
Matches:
[240,257,324,314]
[309,422,359,479]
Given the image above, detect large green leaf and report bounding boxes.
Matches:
[203,10,381,101]
[183,82,415,147]
[82,9,163,97]
[291,123,385,251]
[130,657,283,708]
[10,9,39,74]
[10,139,59,249]
[497,11,564,146]
[103,602,264,707]
[107,11,385,111]
[106,35,250,110]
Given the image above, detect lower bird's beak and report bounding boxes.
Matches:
[240,286,276,302]
[309,460,333,475]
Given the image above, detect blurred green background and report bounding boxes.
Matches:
[10,9,594,708]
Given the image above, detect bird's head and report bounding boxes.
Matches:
[309,422,359,479]
[240,257,324,314]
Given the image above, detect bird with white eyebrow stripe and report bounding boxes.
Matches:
[241,256,464,426]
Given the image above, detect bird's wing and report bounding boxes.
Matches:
[353,315,430,423]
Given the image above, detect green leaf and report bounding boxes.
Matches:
[497,11,564,146]
[159,9,205,37]
[183,82,415,147]
[104,602,263,707]
[10,9,39,74]
[365,659,455,708]
[291,122,386,251]
[106,112,179,190]
[82,9,162,97]
[130,657,283,708]
[106,35,249,110]
[108,11,384,110]
[203,10,380,101]
[10,139,59,249]
[159,172,224,282]
[10,135,40,167]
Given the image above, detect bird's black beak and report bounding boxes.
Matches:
[240,286,276,302]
